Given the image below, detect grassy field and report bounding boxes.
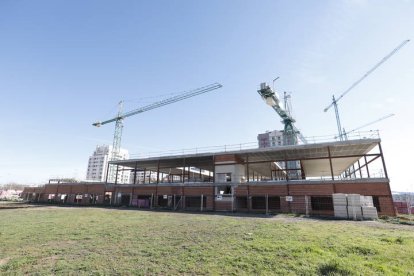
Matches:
[1,206,413,275]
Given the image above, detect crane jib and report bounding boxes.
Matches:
[94,83,222,126]
[121,83,222,119]
[93,83,223,126]
[324,39,410,112]
[323,39,409,140]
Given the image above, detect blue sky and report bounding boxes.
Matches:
[0,0,413,191]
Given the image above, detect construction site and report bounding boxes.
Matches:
[21,40,410,218]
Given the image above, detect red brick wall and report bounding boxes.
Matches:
[156,186,182,195]
[44,184,58,194]
[131,186,156,195]
[289,196,306,213]
[215,200,233,211]
[206,196,214,210]
[86,184,106,194]
[57,185,72,194]
[248,185,289,196]
[378,196,395,216]
[335,182,390,196]
[234,186,248,196]
[115,186,133,194]
[289,184,334,196]
[184,187,214,196]
[22,180,395,216]
[71,185,86,194]
[34,187,44,194]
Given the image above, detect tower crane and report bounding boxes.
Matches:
[324,39,410,140]
[257,82,307,145]
[93,82,223,167]
[339,113,395,139]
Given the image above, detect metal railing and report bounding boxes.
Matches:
[130,130,380,159]
[130,142,258,159]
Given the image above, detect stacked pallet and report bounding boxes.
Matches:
[333,193,378,220]
[333,193,348,219]
[361,206,378,219]
[360,196,374,207]
[360,195,378,219]
[347,194,362,220]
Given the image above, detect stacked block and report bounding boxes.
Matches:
[333,193,378,220]
[333,193,348,219]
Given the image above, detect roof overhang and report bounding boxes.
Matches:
[110,139,380,177]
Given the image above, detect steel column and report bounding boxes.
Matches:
[327,146,334,180]
[133,161,138,184]
[105,163,110,183]
[284,153,289,181]
[157,160,160,184]
[246,155,250,182]
[212,156,216,183]
[114,165,119,184]
[182,158,186,183]
[364,156,370,178]
[378,142,389,179]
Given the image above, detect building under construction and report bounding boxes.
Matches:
[21,136,395,216]
[21,72,404,218]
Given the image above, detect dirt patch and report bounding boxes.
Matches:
[0,258,10,266]
[42,240,77,248]
[29,255,60,272]
[0,202,41,210]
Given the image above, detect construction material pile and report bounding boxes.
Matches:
[333,193,378,220]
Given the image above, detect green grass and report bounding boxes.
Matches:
[1,207,413,275]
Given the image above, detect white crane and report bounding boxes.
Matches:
[340,113,395,140]
[324,39,409,140]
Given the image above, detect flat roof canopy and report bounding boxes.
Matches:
[111,139,380,177]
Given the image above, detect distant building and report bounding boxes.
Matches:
[258,130,284,148]
[86,145,130,183]
[393,192,414,214]
[258,129,301,179]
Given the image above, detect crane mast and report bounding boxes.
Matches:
[112,101,124,160]
[324,39,410,140]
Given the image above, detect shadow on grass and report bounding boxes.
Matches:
[318,260,352,276]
